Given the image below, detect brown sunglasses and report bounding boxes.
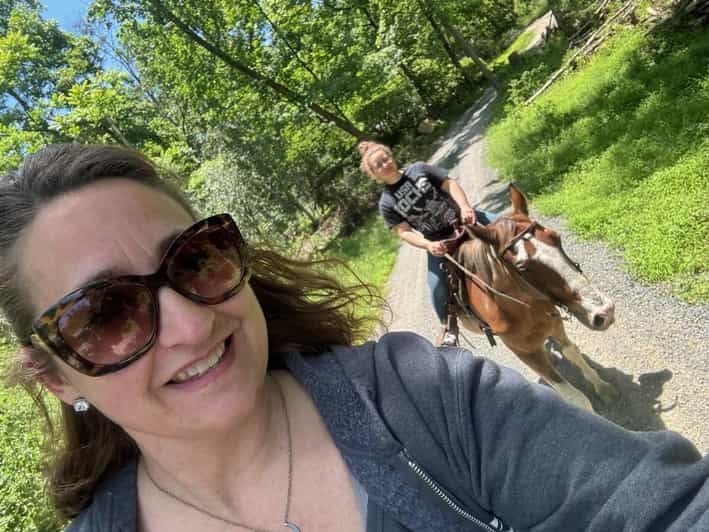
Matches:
[30,214,249,377]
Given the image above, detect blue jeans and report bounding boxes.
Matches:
[427,209,497,323]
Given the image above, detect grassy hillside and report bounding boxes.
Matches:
[0,340,61,531]
[487,28,709,301]
[325,212,400,338]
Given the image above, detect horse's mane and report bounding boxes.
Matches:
[457,218,546,299]
[457,218,516,284]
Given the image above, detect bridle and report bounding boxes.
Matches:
[445,219,588,316]
[499,220,583,274]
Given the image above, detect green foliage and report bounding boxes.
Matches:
[0,381,61,532]
[513,0,550,27]
[323,212,400,335]
[492,30,536,67]
[327,213,400,294]
[491,33,569,111]
[2,0,526,237]
[487,28,709,300]
[0,1,101,163]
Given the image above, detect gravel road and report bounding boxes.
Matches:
[383,88,709,453]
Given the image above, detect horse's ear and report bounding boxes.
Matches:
[509,184,529,216]
[468,223,498,245]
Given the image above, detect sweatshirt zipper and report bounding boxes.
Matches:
[400,449,498,532]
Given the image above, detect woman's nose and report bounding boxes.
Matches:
[156,286,216,349]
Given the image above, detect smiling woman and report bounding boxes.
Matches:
[1,144,708,532]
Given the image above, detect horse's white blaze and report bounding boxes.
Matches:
[512,238,615,329]
[512,235,530,269]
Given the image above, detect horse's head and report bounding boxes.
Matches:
[468,185,615,331]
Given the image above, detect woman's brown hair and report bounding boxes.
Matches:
[0,143,382,520]
[357,140,393,178]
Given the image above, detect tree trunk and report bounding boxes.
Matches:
[415,0,476,90]
[102,117,133,147]
[251,0,353,124]
[442,23,499,88]
[356,3,433,109]
[148,0,368,140]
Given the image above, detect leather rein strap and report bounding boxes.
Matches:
[499,221,582,273]
[442,226,529,307]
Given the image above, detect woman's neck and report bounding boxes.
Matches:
[135,375,286,513]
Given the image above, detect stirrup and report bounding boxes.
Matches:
[436,326,459,348]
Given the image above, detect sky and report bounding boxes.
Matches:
[41,0,123,70]
[42,0,90,33]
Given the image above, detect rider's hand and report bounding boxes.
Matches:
[460,206,476,225]
[427,240,448,256]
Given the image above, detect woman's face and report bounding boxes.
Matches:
[368,149,400,184]
[17,179,269,441]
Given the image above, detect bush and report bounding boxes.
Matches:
[486,28,709,300]
[0,383,61,532]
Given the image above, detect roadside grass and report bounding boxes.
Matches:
[492,30,537,68]
[1,339,62,532]
[514,0,550,27]
[492,33,571,111]
[324,212,400,337]
[486,28,709,302]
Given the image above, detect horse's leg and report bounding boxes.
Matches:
[514,348,595,412]
[553,329,618,404]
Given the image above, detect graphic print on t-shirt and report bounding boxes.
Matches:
[392,176,433,217]
[378,162,460,241]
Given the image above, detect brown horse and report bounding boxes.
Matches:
[453,185,617,411]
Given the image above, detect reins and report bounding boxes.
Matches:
[443,242,530,308]
[444,224,576,317]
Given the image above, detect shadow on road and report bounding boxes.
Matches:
[476,185,510,214]
[555,355,673,431]
[431,89,497,170]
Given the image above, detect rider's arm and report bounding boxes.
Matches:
[394,222,446,256]
[394,222,430,251]
[442,179,475,224]
[441,178,472,211]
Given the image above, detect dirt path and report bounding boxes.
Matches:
[383,88,709,453]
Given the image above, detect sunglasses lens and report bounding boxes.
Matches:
[167,224,244,301]
[57,283,155,365]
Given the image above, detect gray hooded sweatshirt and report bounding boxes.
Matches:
[67,332,709,531]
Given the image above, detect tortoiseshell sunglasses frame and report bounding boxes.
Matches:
[29,213,250,377]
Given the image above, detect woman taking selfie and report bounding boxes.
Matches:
[1,144,707,532]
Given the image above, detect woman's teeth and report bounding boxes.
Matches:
[171,342,225,383]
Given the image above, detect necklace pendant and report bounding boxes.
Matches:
[284,522,301,532]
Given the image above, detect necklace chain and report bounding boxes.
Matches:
[143,376,298,532]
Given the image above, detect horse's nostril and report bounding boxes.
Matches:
[593,314,605,328]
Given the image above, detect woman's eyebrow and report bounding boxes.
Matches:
[77,229,184,286]
[80,268,120,286]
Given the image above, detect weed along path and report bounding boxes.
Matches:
[383,88,709,453]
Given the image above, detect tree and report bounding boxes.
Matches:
[0,1,100,169]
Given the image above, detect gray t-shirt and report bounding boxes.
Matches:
[378,162,460,241]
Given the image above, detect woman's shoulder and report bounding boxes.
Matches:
[333,331,489,406]
[402,161,444,176]
[65,460,138,532]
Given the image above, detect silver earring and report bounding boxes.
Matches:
[72,397,90,413]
